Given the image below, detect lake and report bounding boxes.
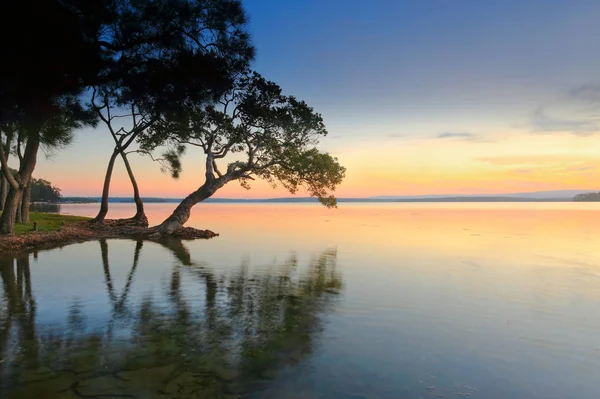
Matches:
[2,202,600,398]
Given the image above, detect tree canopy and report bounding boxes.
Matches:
[138,71,345,233]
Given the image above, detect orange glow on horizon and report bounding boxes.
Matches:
[37,130,600,198]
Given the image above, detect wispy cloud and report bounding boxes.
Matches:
[476,154,584,166]
[565,165,596,172]
[437,132,473,139]
[388,133,406,138]
[435,132,494,142]
[569,84,600,103]
[531,107,600,135]
[531,83,600,135]
[476,156,599,175]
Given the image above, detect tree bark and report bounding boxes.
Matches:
[15,194,22,224]
[0,187,23,234]
[0,173,7,211]
[157,177,230,234]
[0,134,39,235]
[20,184,31,224]
[120,151,146,224]
[93,149,119,223]
[0,133,12,211]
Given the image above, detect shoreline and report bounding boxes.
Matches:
[0,219,219,255]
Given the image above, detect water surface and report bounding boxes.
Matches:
[2,203,600,398]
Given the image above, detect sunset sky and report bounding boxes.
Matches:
[34,0,600,198]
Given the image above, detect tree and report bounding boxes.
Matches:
[0,0,109,233]
[0,98,96,234]
[30,178,62,203]
[573,192,600,201]
[90,0,254,224]
[141,72,346,234]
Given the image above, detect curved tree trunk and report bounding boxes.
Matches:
[93,149,119,223]
[157,176,230,234]
[119,151,146,225]
[20,184,31,224]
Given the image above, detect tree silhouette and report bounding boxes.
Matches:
[89,0,255,223]
[141,71,346,233]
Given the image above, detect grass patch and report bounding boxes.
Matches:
[0,211,91,235]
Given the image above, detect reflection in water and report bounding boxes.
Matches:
[0,239,342,399]
[29,202,61,214]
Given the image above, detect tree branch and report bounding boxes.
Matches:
[205,152,215,182]
[212,159,223,177]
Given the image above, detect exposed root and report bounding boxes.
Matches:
[0,219,218,255]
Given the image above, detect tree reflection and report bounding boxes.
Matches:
[0,239,343,398]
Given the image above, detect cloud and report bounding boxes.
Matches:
[437,132,473,139]
[435,132,494,142]
[476,154,584,166]
[569,84,600,103]
[531,84,600,135]
[565,165,596,172]
[531,107,600,136]
[476,156,599,174]
[388,133,406,138]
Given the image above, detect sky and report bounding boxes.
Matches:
[33,0,600,198]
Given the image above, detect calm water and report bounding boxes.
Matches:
[2,203,600,399]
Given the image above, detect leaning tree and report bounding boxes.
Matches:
[90,0,255,224]
[139,72,346,234]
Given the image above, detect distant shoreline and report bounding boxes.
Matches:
[57,196,585,204]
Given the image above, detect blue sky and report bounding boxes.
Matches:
[35,0,600,197]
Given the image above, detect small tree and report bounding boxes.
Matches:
[140,72,346,234]
[0,98,96,234]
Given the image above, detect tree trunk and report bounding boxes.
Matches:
[0,134,39,235]
[93,149,119,223]
[0,172,7,211]
[20,184,31,224]
[15,196,22,224]
[157,177,230,234]
[0,187,23,235]
[0,132,12,212]
[119,151,146,224]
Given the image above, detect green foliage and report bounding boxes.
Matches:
[93,0,254,126]
[0,0,109,125]
[0,212,90,235]
[140,72,346,207]
[30,178,62,203]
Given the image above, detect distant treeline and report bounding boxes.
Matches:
[1,168,61,203]
[573,192,600,201]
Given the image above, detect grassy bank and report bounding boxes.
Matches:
[0,212,218,254]
[0,211,91,234]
